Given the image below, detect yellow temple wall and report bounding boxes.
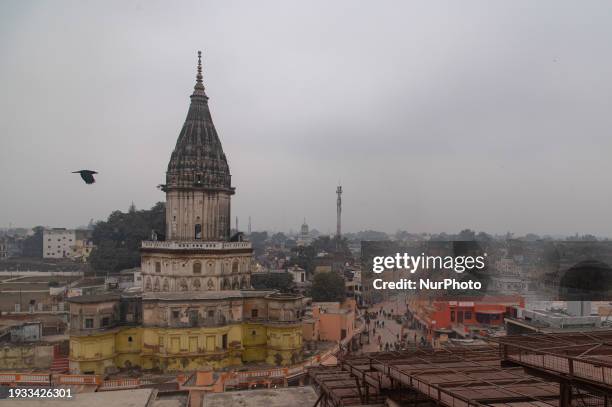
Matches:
[69,322,302,374]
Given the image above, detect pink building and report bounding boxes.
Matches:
[303,299,356,343]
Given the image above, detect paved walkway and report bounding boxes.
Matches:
[361,294,421,352]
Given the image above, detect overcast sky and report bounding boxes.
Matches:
[1,1,612,236]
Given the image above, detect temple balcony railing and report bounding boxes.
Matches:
[164,317,228,328]
[141,241,252,251]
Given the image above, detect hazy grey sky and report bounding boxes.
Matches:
[1,1,612,236]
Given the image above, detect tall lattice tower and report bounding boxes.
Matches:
[336,184,342,238]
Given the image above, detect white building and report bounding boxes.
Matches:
[493,257,521,276]
[43,228,77,259]
[296,220,312,247]
[288,265,306,284]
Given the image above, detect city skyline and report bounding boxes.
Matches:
[2,1,612,235]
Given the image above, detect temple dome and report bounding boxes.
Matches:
[166,51,233,193]
[559,259,612,300]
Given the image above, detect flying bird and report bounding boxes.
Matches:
[73,170,98,184]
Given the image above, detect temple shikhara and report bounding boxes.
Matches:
[68,53,304,374]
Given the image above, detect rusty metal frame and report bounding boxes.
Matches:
[309,345,572,407]
[495,331,612,391]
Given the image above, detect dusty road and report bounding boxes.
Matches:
[361,294,423,352]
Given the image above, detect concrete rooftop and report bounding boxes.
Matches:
[0,388,155,407]
[203,386,318,407]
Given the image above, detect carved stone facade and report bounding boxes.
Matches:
[164,51,233,242]
[140,242,252,293]
[165,190,231,241]
[141,291,303,328]
[140,52,252,293]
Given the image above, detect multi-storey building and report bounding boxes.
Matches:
[43,229,94,260]
[68,53,304,374]
[43,228,77,258]
[406,295,524,344]
[72,237,95,262]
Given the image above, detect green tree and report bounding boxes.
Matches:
[270,232,288,246]
[290,245,316,274]
[457,229,476,241]
[311,235,351,258]
[311,271,346,302]
[22,226,44,258]
[354,230,389,241]
[88,202,165,273]
[475,232,493,242]
[89,241,139,273]
[249,231,268,254]
[251,272,294,292]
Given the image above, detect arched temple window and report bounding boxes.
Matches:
[232,260,239,274]
[193,262,202,274]
[195,224,202,240]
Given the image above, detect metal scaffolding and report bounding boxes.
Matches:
[495,331,612,394]
[309,337,612,407]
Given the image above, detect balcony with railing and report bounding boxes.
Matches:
[141,241,252,251]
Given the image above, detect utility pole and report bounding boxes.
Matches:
[336,185,342,238]
[248,216,251,235]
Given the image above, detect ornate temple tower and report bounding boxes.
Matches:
[165,51,233,241]
[140,52,252,293]
[68,53,304,375]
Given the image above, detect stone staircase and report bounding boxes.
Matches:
[50,345,69,374]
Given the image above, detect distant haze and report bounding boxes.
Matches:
[1,1,612,236]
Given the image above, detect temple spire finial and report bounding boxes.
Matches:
[192,50,207,97]
[197,50,203,84]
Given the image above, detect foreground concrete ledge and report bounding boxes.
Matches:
[0,388,156,407]
[203,386,318,407]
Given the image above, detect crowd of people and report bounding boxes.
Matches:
[364,305,428,352]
